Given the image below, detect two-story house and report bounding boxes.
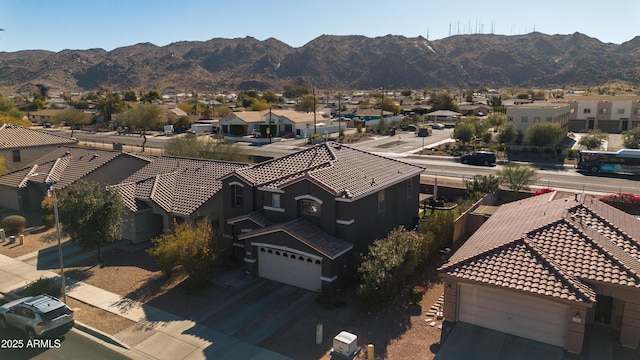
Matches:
[0,124,78,172]
[221,141,424,292]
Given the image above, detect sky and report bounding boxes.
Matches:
[1,0,639,53]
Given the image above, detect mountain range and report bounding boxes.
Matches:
[1,32,639,94]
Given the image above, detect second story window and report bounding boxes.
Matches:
[12,150,20,163]
[232,185,243,208]
[618,108,625,115]
[600,108,608,114]
[584,108,591,114]
[272,193,281,208]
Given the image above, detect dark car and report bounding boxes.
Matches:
[401,125,417,132]
[460,151,496,166]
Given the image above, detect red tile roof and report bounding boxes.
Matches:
[230,142,424,200]
[441,192,640,304]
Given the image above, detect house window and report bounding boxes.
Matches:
[618,108,625,115]
[534,117,540,123]
[272,193,281,208]
[300,199,321,217]
[636,109,640,115]
[231,185,243,208]
[406,178,413,199]
[378,190,385,214]
[600,108,608,114]
[12,150,20,162]
[521,116,528,122]
[584,108,591,114]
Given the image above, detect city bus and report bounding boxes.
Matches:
[577,149,640,175]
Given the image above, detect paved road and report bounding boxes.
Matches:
[0,296,130,360]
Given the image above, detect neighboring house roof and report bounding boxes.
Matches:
[113,156,248,217]
[228,142,424,200]
[0,124,77,149]
[227,211,273,227]
[238,218,353,259]
[223,111,265,123]
[271,109,326,123]
[0,147,145,190]
[440,192,640,305]
[426,110,461,117]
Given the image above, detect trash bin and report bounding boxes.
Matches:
[9,236,15,244]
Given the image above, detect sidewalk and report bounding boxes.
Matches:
[0,253,291,360]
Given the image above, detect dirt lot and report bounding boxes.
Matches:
[1,223,447,359]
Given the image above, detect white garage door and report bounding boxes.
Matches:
[459,284,568,347]
[258,246,322,292]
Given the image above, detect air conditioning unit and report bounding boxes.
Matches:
[331,331,359,358]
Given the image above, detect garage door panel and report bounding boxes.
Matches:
[459,284,568,347]
[258,247,321,292]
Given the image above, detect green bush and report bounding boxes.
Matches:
[42,214,55,229]
[567,149,575,159]
[1,215,27,235]
[21,277,61,298]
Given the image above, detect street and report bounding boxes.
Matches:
[42,127,640,195]
[0,296,131,360]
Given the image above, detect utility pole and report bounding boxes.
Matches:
[313,86,317,135]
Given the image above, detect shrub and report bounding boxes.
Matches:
[21,277,61,298]
[42,214,55,229]
[567,149,575,159]
[408,285,426,305]
[1,215,27,235]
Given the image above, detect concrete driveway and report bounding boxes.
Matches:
[435,322,639,360]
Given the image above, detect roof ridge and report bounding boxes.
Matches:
[439,237,521,271]
[523,237,596,302]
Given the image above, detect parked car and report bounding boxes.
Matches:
[250,129,262,138]
[460,151,496,166]
[0,295,74,339]
[402,125,417,132]
[431,123,445,129]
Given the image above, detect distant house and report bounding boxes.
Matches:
[221,142,424,291]
[27,109,67,125]
[459,104,492,117]
[111,156,248,244]
[440,192,640,354]
[0,147,151,213]
[564,95,640,132]
[0,125,78,172]
[220,109,334,138]
[425,110,461,123]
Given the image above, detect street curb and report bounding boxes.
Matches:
[73,321,131,350]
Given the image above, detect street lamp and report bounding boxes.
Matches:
[29,172,66,304]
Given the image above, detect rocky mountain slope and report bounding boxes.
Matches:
[1,32,639,93]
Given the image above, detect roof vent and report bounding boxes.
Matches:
[91,154,99,160]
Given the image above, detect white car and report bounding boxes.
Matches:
[0,295,74,339]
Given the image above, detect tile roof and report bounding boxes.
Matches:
[112,156,247,217]
[440,192,640,305]
[238,218,353,259]
[0,147,141,190]
[227,211,273,227]
[0,125,77,149]
[230,142,424,200]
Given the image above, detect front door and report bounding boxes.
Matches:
[594,295,614,325]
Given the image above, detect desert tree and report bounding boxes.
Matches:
[496,164,538,193]
[120,103,164,152]
[147,219,218,286]
[53,109,91,137]
[57,181,124,263]
[622,127,640,149]
[525,123,564,150]
[578,129,609,150]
